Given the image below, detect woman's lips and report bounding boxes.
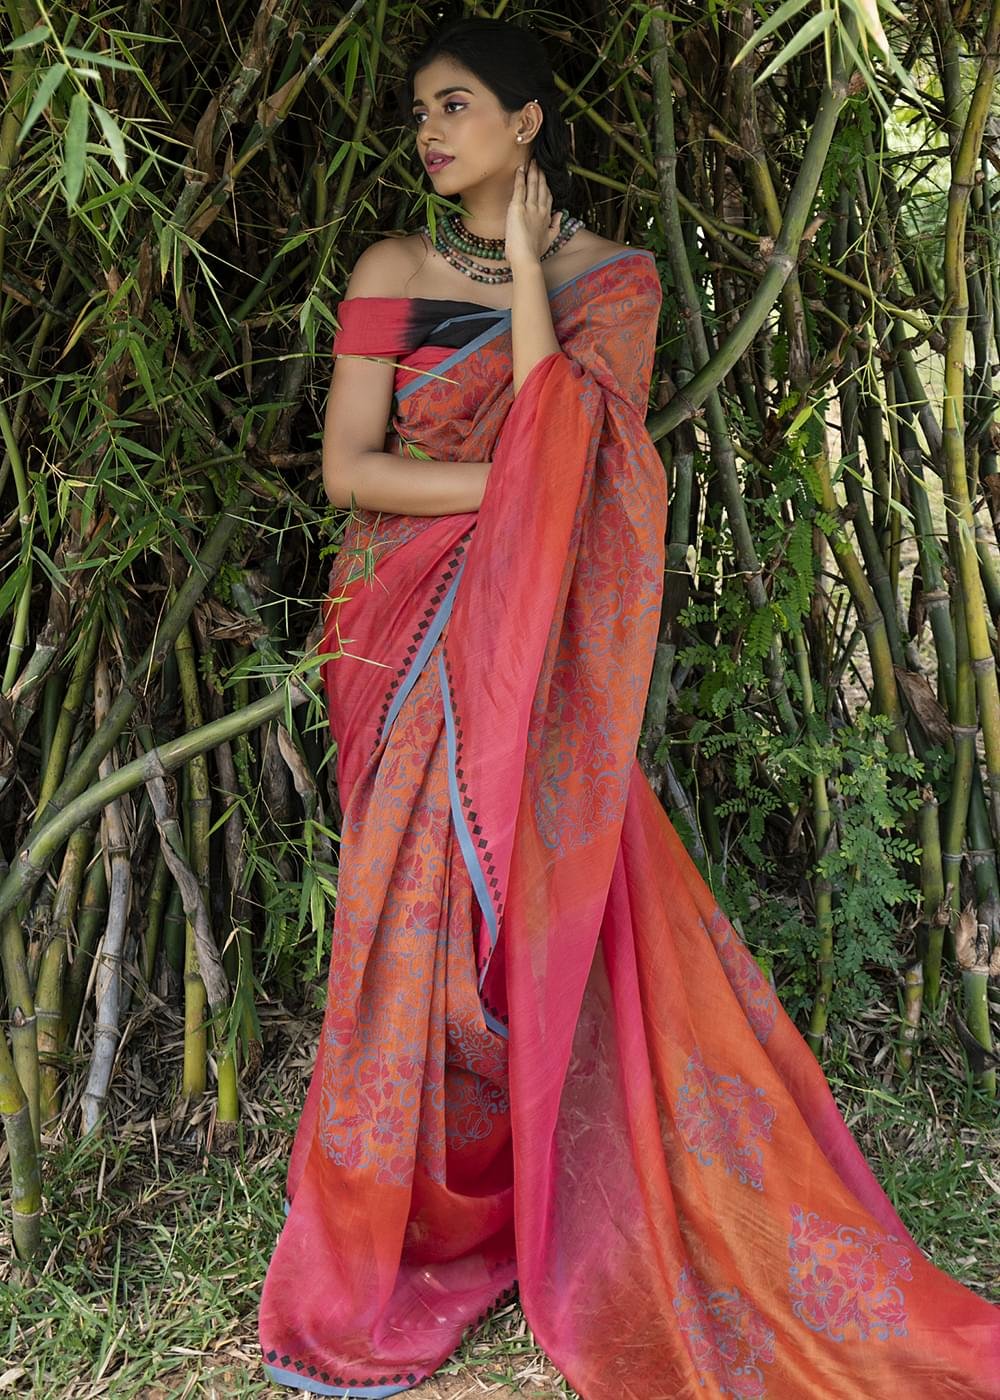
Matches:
[425,154,454,172]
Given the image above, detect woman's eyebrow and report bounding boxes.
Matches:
[411,86,474,108]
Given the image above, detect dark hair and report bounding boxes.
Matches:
[402,18,575,209]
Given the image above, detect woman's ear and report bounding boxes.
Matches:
[516,98,543,144]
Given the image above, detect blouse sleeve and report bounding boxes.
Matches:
[331,298,413,359]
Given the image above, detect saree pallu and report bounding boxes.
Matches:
[260,249,1000,1398]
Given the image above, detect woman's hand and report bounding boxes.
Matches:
[505,158,561,272]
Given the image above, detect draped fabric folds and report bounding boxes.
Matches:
[259,250,1000,1398]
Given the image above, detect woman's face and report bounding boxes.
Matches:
[411,57,528,197]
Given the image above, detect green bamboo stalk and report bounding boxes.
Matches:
[174,624,211,1102]
[62,844,108,1045]
[961,968,997,1096]
[940,0,1000,839]
[896,962,924,1074]
[38,668,63,779]
[646,18,855,442]
[917,789,947,1010]
[796,630,837,1054]
[145,768,235,1107]
[807,449,908,754]
[0,907,38,1151]
[36,621,101,822]
[162,882,185,981]
[837,349,905,667]
[36,822,94,1122]
[649,11,795,732]
[0,397,34,694]
[26,492,252,841]
[895,403,956,711]
[141,850,171,987]
[0,684,306,927]
[0,1020,40,1261]
[941,534,979,916]
[643,435,691,742]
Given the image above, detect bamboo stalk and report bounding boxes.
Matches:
[796,630,837,1054]
[26,493,252,841]
[940,0,1000,839]
[649,11,795,732]
[79,660,134,1136]
[0,685,307,926]
[36,822,94,1122]
[897,962,924,1073]
[161,882,185,984]
[646,19,855,442]
[917,789,948,1010]
[36,621,100,822]
[62,845,109,1046]
[0,1020,40,1261]
[173,623,213,1103]
[0,894,38,1146]
[141,851,170,987]
[145,772,234,1093]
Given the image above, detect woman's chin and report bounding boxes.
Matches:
[430,172,461,193]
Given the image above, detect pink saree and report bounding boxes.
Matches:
[259,249,1000,1398]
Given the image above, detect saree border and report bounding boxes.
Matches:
[374,533,472,749]
[263,1282,520,1396]
[439,650,508,1040]
[264,1363,416,1397]
[394,248,655,405]
[381,553,467,740]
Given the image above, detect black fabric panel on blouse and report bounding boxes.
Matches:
[411,298,508,350]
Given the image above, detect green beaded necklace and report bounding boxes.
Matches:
[423,208,585,285]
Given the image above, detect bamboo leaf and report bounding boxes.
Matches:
[17,63,68,145]
[754,11,835,87]
[62,91,90,208]
[126,336,157,406]
[344,36,359,105]
[92,103,128,178]
[731,0,815,69]
[847,0,892,56]
[6,24,51,51]
[61,44,139,73]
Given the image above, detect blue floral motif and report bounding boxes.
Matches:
[705,907,780,1045]
[788,1205,913,1343]
[675,1048,776,1191]
[673,1264,775,1398]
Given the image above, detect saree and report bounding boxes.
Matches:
[259,249,1000,1398]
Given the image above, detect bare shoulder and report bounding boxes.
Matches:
[553,229,650,280]
[343,234,427,300]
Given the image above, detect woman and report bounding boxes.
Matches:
[260,18,1000,1399]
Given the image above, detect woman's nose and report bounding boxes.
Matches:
[419,114,444,145]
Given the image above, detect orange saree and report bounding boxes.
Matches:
[259,249,1000,1398]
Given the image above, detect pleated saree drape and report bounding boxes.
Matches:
[259,249,1000,1399]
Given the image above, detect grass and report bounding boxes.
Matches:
[0,984,997,1398]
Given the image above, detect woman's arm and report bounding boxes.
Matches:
[322,241,490,515]
[508,161,560,397]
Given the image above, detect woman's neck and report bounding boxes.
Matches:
[455,184,518,241]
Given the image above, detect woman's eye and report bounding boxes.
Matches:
[413,103,465,125]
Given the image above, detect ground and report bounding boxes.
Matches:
[1,984,997,1398]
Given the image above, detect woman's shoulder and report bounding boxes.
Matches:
[555,230,654,281]
[342,235,427,301]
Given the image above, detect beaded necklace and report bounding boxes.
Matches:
[423,208,585,285]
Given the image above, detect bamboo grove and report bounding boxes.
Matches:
[0,0,997,1260]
